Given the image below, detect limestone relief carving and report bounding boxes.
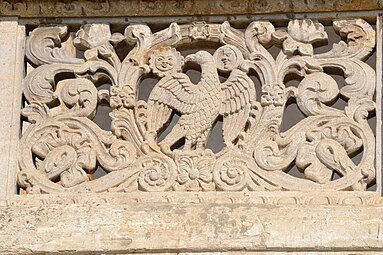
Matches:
[0,1,380,18]
[18,19,377,194]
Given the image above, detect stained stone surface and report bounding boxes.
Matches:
[1,194,383,254]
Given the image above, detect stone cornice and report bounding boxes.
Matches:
[3,192,382,206]
[0,0,381,18]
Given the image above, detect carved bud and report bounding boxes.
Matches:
[74,24,112,50]
[287,19,327,44]
[273,19,327,56]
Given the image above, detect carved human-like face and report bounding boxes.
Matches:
[220,48,236,70]
[154,52,177,72]
[214,45,243,71]
[149,47,184,77]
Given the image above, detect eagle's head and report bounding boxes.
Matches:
[185,51,213,65]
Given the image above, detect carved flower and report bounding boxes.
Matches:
[149,47,184,77]
[261,84,285,106]
[288,20,327,43]
[189,21,210,40]
[174,150,215,191]
[110,85,135,108]
[74,24,125,49]
[74,24,112,50]
[273,19,327,56]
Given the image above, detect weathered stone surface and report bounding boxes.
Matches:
[0,6,382,255]
[0,196,383,254]
[18,19,378,194]
[0,0,381,18]
[0,18,24,198]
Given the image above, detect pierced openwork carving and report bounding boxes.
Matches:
[18,19,377,194]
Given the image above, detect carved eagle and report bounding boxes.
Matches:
[148,50,255,151]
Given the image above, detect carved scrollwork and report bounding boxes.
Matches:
[19,19,377,194]
[316,19,375,60]
[295,73,341,116]
[26,26,84,66]
[136,153,177,191]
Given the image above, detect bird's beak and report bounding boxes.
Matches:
[185,54,196,63]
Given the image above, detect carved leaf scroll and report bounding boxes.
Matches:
[19,19,377,194]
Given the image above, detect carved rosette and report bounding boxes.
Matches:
[213,154,251,191]
[18,18,377,193]
[173,150,215,191]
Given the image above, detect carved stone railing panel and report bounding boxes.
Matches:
[18,19,377,194]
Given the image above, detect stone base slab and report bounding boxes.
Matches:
[1,193,383,254]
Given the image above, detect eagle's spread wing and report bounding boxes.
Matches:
[148,73,198,132]
[220,69,256,143]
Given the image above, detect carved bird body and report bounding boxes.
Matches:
[148,50,255,151]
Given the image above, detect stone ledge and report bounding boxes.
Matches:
[3,191,382,206]
[0,200,383,254]
[0,0,381,18]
